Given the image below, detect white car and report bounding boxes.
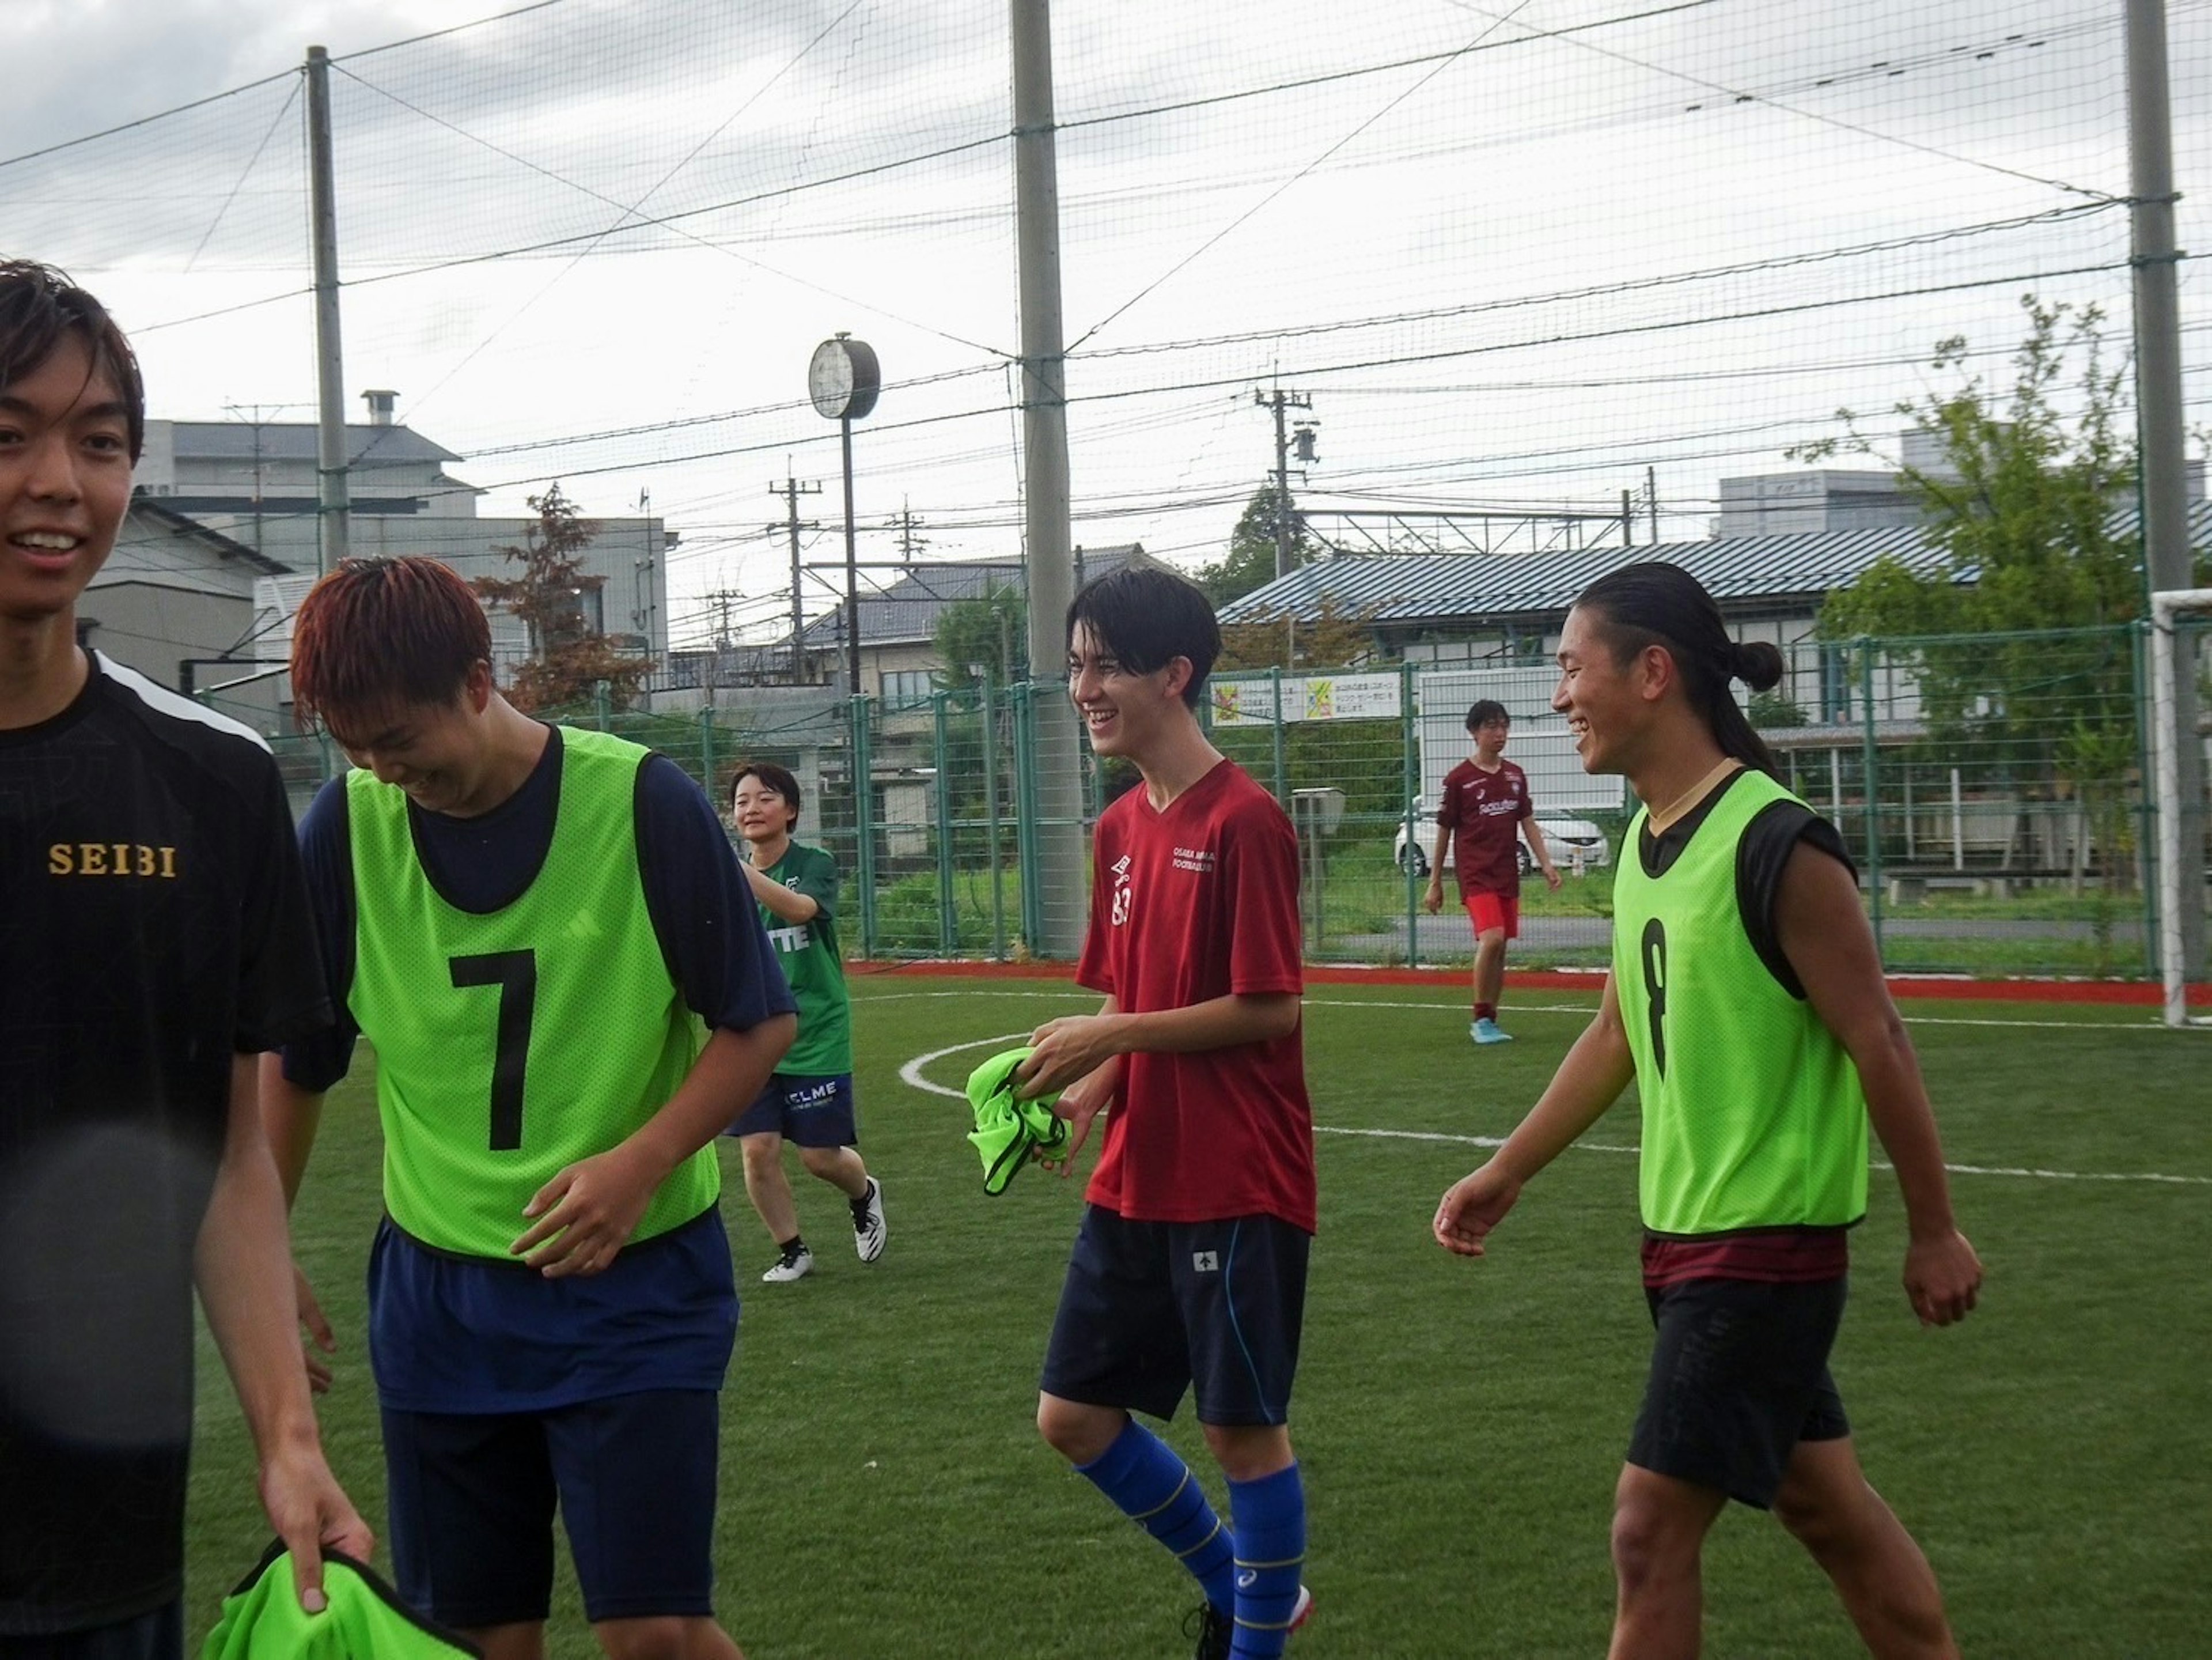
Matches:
[1393,795,1612,879]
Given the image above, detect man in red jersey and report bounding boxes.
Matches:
[1423,699,1559,1044]
[1016,565,1314,1660]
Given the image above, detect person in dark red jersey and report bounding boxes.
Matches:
[1015,565,1314,1660]
[1423,700,1559,1045]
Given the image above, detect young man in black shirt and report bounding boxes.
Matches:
[0,260,368,1657]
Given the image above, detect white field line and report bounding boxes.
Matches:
[855,986,2187,1033]
[896,1034,2210,1187]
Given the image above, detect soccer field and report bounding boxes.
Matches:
[184,974,2211,1658]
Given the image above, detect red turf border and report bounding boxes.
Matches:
[852,957,2211,1007]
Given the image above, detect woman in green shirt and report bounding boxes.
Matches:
[724,762,887,1283]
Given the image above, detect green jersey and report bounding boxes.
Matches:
[754,841,851,1075]
[1610,768,1869,1237]
[347,727,718,1258]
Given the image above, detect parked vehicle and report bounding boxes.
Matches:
[1393,795,1612,879]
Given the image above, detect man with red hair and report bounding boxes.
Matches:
[0,258,367,1657]
[265,554,795,1660]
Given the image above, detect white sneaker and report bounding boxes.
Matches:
[762,1244,813,1283]
[850,1178,887,1263]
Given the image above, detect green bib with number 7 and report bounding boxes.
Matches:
[347,727,716,1260]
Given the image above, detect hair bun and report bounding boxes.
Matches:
[1732,641,1785,693]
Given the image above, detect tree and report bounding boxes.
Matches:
[1793,297,2146,894]
[1217,595,1376,672]
[474,483,654,713]
[1193,483,1317,607]
[933,583,1026,689]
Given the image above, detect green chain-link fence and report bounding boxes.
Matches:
[211,619,2210,984]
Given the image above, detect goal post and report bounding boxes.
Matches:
[2150,587,2212,1028]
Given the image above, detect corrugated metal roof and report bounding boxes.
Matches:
[803,544,1147,647]
[1218,505,2211,627]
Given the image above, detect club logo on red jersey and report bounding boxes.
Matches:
[1110,853,1132,927]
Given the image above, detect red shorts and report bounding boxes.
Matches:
[1463,890,1519,939]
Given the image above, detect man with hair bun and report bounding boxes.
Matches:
[264,554,795,1660]
[1434,561,1982,1659]
[1,258,368,1654]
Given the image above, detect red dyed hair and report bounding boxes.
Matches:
[290,555,491,735]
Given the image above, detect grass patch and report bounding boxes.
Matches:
[184,980,2211,1656]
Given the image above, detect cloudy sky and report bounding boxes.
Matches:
[6,0,2205,647]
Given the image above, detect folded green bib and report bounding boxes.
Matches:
[964,1046,1069,1195]
[201,1541,480,1659]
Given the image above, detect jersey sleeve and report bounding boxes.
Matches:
[1075,810,1117,997]
[278,773,362,1091]
[233,754,334,1053]
[1514,764,1533,819]
[787,845,840,919]
[1435,768,1460,829]
[1226,796,1304,997]
[636,755,798,1031]
[1736,799,1856,997]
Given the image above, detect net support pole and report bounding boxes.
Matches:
[2150,589,2212,1028]
[305,46,350,576]
[1011,0,1085,958]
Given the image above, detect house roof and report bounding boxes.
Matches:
[801,544,1149,648]
[1218,505,2212,629]
[95,499,293,598]
[166,421,463,468]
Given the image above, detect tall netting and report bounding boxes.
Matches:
[7,0,2203,970]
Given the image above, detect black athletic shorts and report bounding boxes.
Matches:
[0,1602,181,1660]
[382,1390,722,1628]
[1039,1205,1309,1427]
[1626,1276,1851,1510]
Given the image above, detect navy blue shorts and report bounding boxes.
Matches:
[724,1073,856,1148]
[382,1389,722,1628]
[1039,1206,1309,1427]
[1627,1276,1851,1510]
[0,1603,181,1660]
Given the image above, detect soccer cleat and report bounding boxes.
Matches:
[1187,1585,1313,1657]
[851,1178,887,1262]
[761,1243,813,1283]
[1472,1018,1513,1045]
[1184,1602,1232,1660]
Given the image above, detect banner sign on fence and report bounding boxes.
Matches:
[1211,672,1402,727]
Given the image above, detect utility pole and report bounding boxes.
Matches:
[770,475,821,683]
[885,498,929,563]
[1253,387,1314,580]
[1646,465,1660,545]
[2128,0,2204,972]
[305,47,350,574]
[1012,0,1085,958]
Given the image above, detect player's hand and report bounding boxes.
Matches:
[1433,1161,1521,1257]
[293,1261,336,1394]
[1035,1073,1115,1178]
[513,1143,658,1277]
[1422,879,1444,915]
[1543,865,1563,891]
[1902,1228,1982,1327]
[257,1438,373,1613]
[1017,1014,1128,1101]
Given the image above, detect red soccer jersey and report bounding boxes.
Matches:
[1438,757,1532,899]
[1075,760,1316,1232]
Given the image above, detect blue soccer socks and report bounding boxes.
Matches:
[1075,1420,1237,1615]
[1226,1463,1308,1657]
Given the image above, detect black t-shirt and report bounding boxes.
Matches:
[0,652,330,1635]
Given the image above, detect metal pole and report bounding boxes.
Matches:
[982,671,1005,960]
[2129,0,2205,975]
[2152,591,2212,1027]
[305,47,349,575]
[840,420,861,698]
[1271,392,1292,581]
[1012,0,1086,958]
